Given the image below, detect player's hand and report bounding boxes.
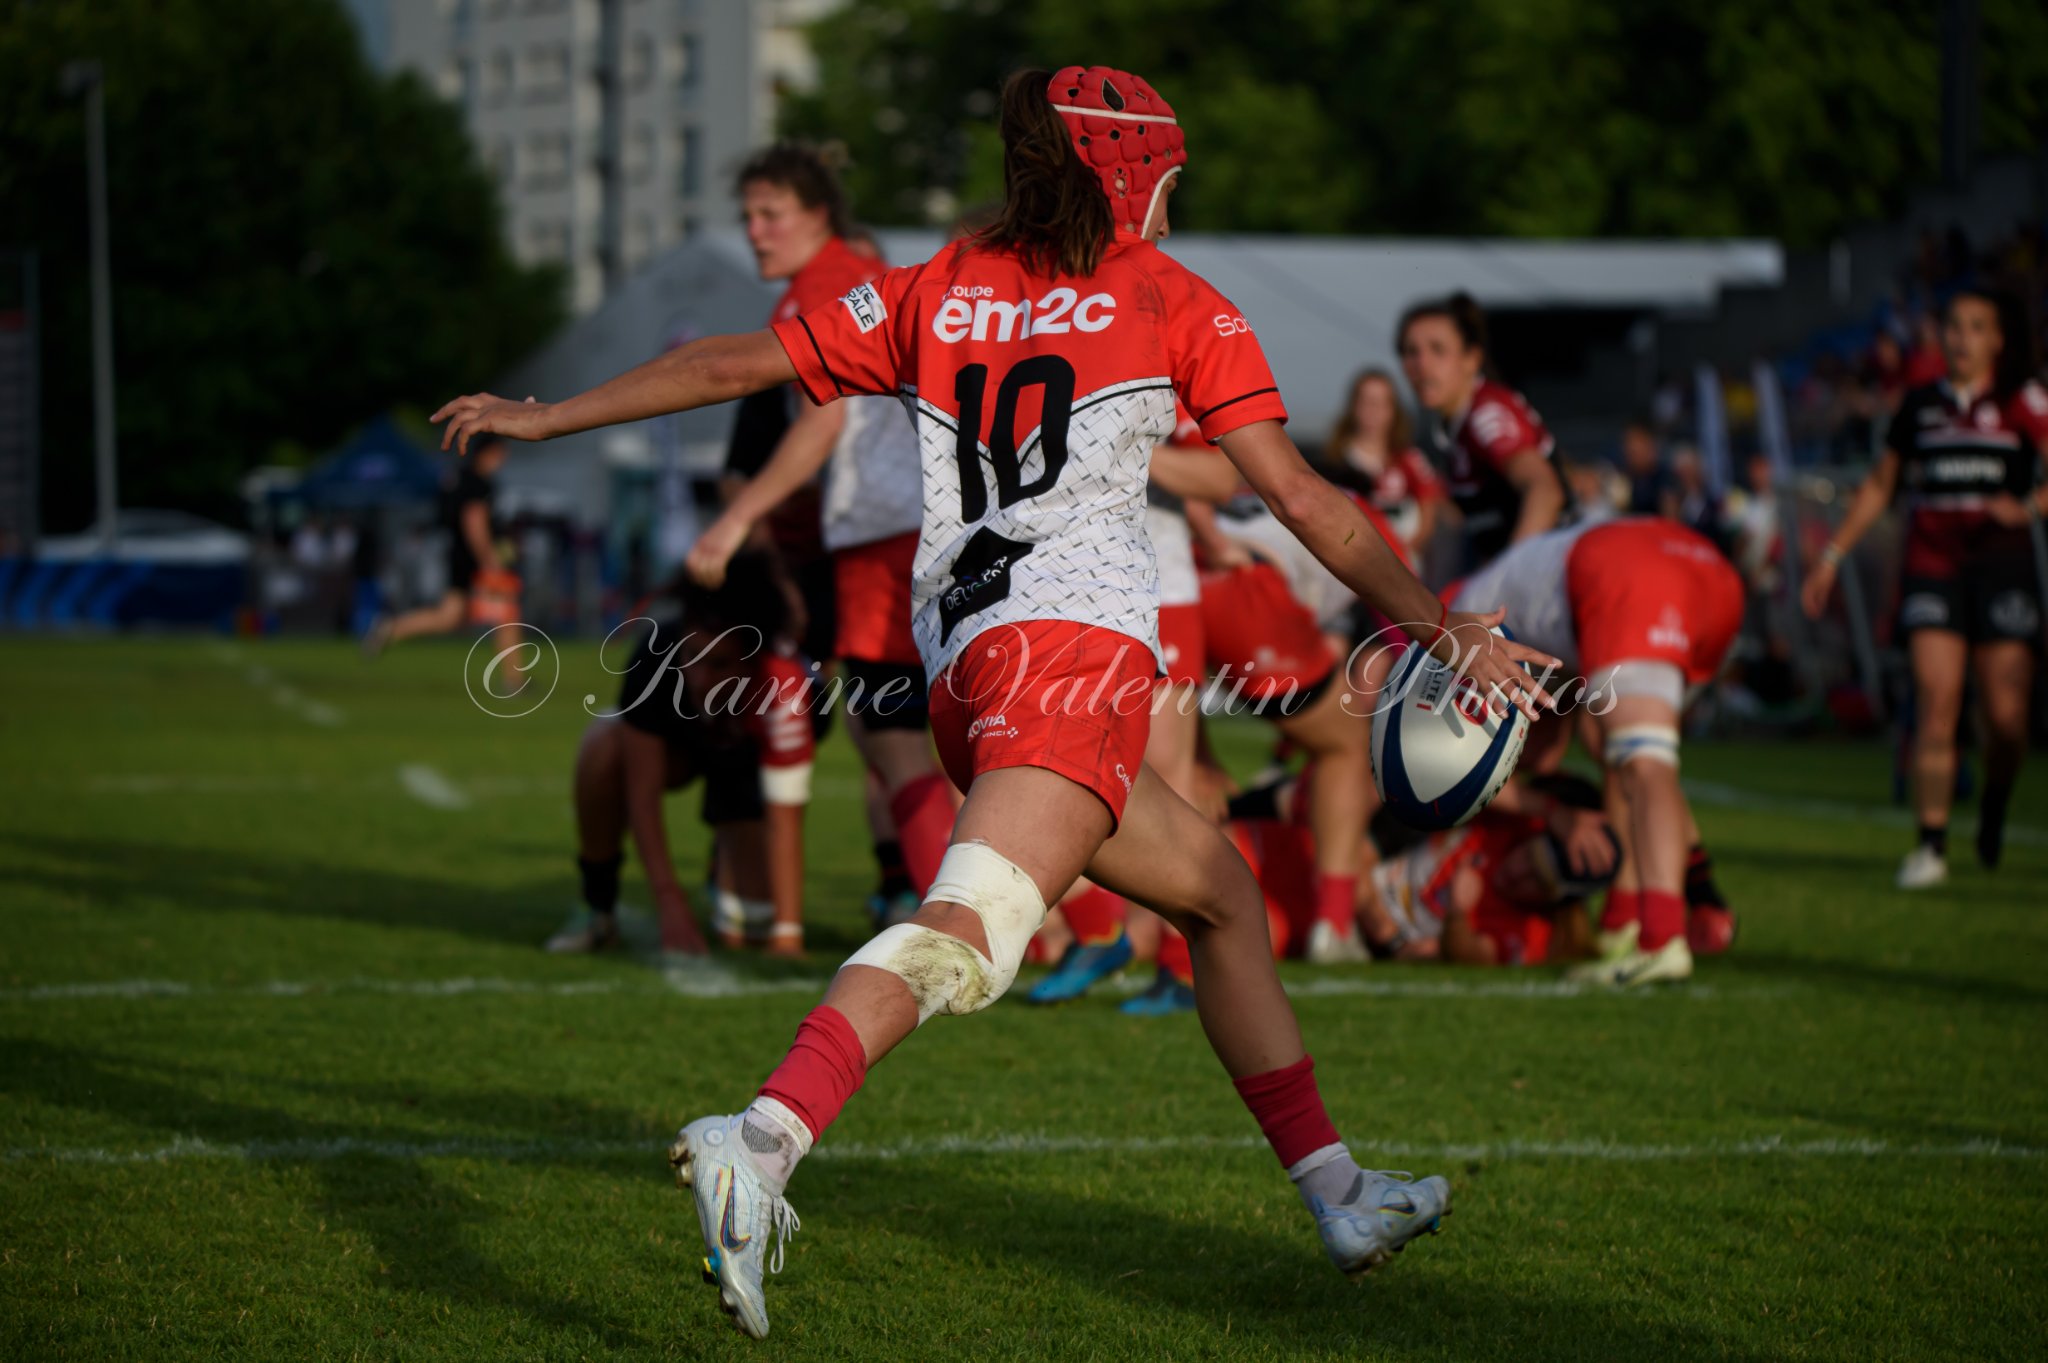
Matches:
[1203,535,1255,570]
[686,513,753,589]
[431,392,553,454]
[655,884,709,956]
[1986,493,2033,528]
[1551,807,1617,878]
[1799,560,1837,620]
[1431,608,1558,721]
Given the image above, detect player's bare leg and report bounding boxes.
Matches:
[1277,675,1373,963]
[1571,693,1693,985]
[1902,630,1967,887]
[548,720,630,952]
[1971,639,2032,871]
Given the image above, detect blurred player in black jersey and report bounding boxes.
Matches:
[1803,286,2048,888]
[365,433,517,656]
[551,553,817,956]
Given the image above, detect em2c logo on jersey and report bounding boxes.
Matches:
[842,282,887,334]
[931,286,1116,343]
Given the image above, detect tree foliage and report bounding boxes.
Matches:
[782,0,2048,246]
[0,0,563,526]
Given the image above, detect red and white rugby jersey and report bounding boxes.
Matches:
[1427,379,1557,562]
[772,231,1288,677]
[1449,520,1592,672]
[1215,489,1409,632]
[1886,379,2048,578]
[774,237,923,553]
[1147,402,1210,607]
[1371,813,1542,951]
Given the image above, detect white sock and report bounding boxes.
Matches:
[739,1096,813,1194]
[1287,1141,1365,1212]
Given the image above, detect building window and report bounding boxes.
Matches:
[483,50,513,103]
[522,44,570,103]
[524,132,571,190]
[679,214,700,241]
[625,34,655,90]
[437,60,468,103]
[625,216,654,269]
[679,125,700,197]
[483,0,515,18]
[675,34,699,93]
[625,126,655,185]
[486,138,515,184]
[526,220,570,263]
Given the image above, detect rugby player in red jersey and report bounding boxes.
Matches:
[1398,293,1568,568]
[694,145,958,917]
[1802,286,2048,888]
[436,66,1554,1337]
[1452,517,1744,985]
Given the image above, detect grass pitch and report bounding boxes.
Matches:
[1,636,2044,1361]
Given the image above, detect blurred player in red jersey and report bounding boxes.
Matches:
[1452,517,1744,985]
[436,65,1554,1336]
[550,554,815,958]
[688,145,958,922]
[1398,293,1568,569]
[1802,286,2048,888]
[1321,369,1443,563]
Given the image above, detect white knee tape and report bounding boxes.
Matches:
[1588,660,1685,711]
[841,842,1047,1024]
[1606,724,1680,770]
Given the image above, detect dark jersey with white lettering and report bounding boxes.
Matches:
[1887,380,2048,577]
[771,230,1288,678]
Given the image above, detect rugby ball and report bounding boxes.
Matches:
[1370,628,1529,831]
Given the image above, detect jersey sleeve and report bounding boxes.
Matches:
[1465,393,1540,471]
[770,266,911,406]
[2012,381,2048,450]
[750,654,816,806]
[1883,390,1922,458]
[1161,268,1290,443]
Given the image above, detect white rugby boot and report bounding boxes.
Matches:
[1308,1167,1452,1278]
[1306,919,1371,964]
[669,1114,801,1339]
[1572,934,1694,988]
[1896,845,1948,890]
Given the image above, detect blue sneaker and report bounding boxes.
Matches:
[1026,933,1133,1004]
[1117,970,1196,1016]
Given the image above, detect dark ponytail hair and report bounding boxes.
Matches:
[969,69,1114,278]
[1396,290,1490,361]
[1947,284,2038,399]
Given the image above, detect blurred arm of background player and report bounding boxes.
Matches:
[765,797,806,947]
[1801,448,1901,618]
[459,499,502,575]
[1183,498,1252,569]
[619,723,694,933]
[1503,450,1567,544]
[1484,779,1618,879]
[1217,418,1558,712]
[691,396,844,589]
[1150,439,1241,503]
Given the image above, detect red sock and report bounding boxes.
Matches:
[1156,925,1193,984]
[888,773,954,896]
[1637,889,1686,952]
[757,1005,868,1143]
[1061,885,1126,944]
[1314,872,1357,931]
[1599,887,1640,933]
[1233,1054,1342,1169]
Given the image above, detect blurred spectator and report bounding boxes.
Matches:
[1621,420,1677,519]
[1860,331,1909,412]
[1319,368,1443,559]
[1563,459,1623,524]
[1726,452,1782,590]
[1670,445,1723,546]
[1903,311,1947,387]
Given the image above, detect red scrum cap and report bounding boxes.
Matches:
[1048,66,1186,237]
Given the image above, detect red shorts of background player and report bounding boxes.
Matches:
[928,620,1156,828]
[1566,519,1744,684]
[1469,886,1553,966]
[1199,562,1337,705]
[833,531,921,666]
[1157,603,1205,688]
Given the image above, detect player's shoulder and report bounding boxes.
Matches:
[2009,379,2048,431]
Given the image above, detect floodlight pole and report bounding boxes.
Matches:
[63,60,118,554]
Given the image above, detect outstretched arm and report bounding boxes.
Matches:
[1217,418,1556,715]
[433,330,799,454]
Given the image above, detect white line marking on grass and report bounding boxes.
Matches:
[84,775,329,795]
[0,972,1799,1006]
[3,1131,2037,1167]
[1685,778,2048,847]
[398,764,471,810]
